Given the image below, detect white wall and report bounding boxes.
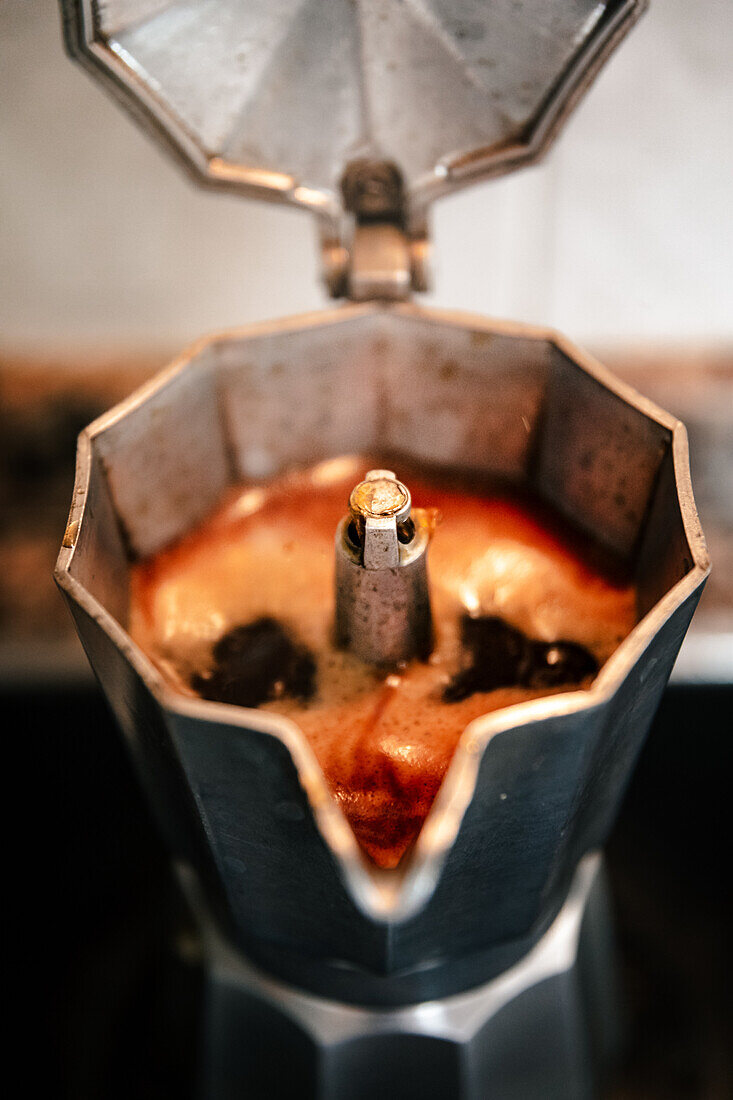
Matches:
[1,0,731,356]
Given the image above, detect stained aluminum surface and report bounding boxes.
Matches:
[55,303,708,1002]
[59,0,647,231]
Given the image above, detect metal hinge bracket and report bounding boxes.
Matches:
[322,160,430,301]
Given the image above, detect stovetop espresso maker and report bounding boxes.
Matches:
[56,3,709,1096]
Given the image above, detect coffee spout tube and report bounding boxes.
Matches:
[334,469,433,666]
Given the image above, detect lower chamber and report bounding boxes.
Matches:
[197,853,614,1100]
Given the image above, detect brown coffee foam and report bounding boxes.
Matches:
[130,458,637,868]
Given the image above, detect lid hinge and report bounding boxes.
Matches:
[322,160,430,302]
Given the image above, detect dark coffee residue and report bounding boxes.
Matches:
[193,614,597,710]
[443,615,598,703]
[192,617,316,708]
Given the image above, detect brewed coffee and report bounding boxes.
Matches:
[130,457,636,867]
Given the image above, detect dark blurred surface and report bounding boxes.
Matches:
[15,685,202,1099]
[10,682,732,1099]
[604,685,733,1099]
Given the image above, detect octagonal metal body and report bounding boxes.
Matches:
[56,303,708,1004]
[199,854,617,1100]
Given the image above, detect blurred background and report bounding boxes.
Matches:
[2,1,731,1097]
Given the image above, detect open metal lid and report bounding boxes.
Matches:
[60,0,646,293]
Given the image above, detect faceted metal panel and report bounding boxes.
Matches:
[199,856,615,1098]
[60,0,647,227]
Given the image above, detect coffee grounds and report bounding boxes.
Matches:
[443,615,598,702]
[192,616,316,708]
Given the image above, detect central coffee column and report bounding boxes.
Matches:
[334,469,433,666]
